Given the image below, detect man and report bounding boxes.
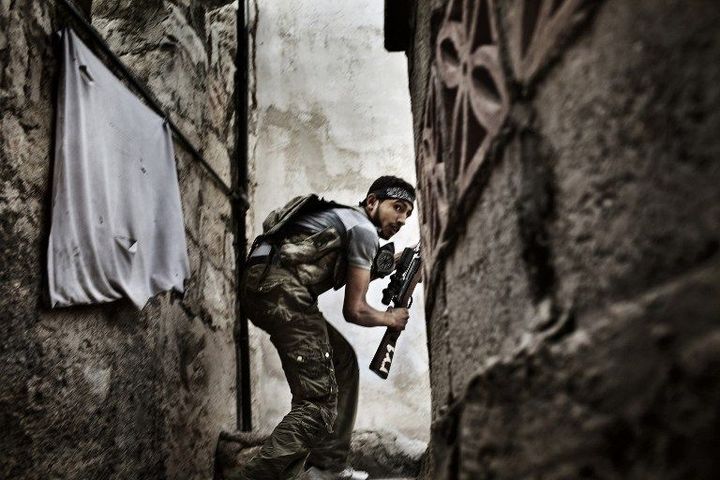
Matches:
[237,176,415,480]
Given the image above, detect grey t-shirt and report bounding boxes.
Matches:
[294,206,379,270]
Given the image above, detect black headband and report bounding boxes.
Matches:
[373,186,415,204]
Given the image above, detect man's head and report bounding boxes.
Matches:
[360,176,415,240]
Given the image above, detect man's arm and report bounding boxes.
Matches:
[343,266,409,330]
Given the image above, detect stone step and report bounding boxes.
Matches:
[215,430,425,480]
[348,430,425,479]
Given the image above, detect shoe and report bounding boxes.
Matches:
[299,466,369,480]
[336,467,369,480]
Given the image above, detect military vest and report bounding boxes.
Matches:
[255,194,355,295]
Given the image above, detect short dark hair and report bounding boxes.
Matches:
[359,175,416,206]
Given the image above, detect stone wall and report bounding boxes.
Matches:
[0,1,238,478]
[404,0,720,478]
[246,0,431,443]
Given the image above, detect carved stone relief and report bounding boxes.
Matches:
[435,0,510,203]
[417,0,598,278]
[504,0,588,84]
[417,67,448,279]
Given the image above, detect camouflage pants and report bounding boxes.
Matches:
[236,263,360,480]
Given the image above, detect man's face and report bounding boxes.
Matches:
[367,196,414,240]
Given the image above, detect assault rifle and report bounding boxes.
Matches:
[369,245,422,379]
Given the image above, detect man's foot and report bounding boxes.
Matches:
[336,467,370,480]
[298,466,369,480]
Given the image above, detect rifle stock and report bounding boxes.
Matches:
[369,324,401,379]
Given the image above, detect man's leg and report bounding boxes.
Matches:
[238,310,339,480]
[305,322,360,471]
[236,403,330,480]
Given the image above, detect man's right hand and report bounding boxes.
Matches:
[386,307,410,331]
[344,266,412,329]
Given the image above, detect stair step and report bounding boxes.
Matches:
[216,430,423,480]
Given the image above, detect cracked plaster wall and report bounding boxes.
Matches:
[1,1,238,478]
[246,0,431,443]
[406,0,720,478]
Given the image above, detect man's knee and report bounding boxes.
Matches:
[297,397,338,442]
[282,342,339,435]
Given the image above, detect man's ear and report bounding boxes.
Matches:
[366,193,378,208]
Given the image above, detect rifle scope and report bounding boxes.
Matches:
[381,248,415,305]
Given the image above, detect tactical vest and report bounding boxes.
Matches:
[253,194,355,295]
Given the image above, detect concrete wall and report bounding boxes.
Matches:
[406,0,720,478]
[247,0,431,443]
[0,1,238,478]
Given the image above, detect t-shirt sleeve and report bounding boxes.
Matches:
[346,224,379,270]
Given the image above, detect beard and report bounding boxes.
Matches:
[370,208,391,240]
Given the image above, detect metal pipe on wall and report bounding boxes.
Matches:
[234,0,252,432]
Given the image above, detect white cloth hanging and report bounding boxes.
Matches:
[48,28,190,309]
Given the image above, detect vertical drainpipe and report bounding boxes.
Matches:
[234,0,252,432]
